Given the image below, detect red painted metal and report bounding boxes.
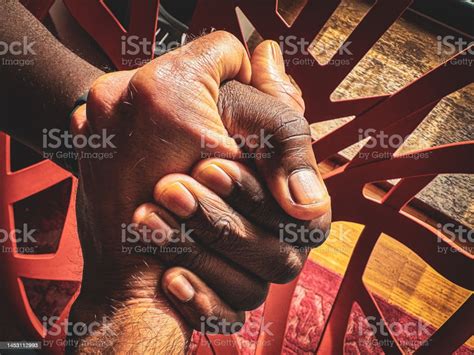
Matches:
[0,134,82,353]
[2,1,472,354]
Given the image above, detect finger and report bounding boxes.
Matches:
[85,70,137,132]
[144,30,251,103]
[192,158,331,247]
[250,40,305,113]
[162,267,245,334]
[217,81,330,221]
[131,203,269,310]
[153,175,308,283]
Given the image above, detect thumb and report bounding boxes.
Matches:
[250,40,305,114]
[218,81,330,220]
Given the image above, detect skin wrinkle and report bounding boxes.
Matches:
[0,15,331,347]
[188,200,304,283]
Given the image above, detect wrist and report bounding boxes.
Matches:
[68,293,192,354]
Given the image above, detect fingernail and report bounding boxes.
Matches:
[159,182,197,218]
[289,169,327,205]
[141,213,173,246]
[271,41,284,68]
[168,275,195,302]
[271,41,282,58]
[195,164,234,197]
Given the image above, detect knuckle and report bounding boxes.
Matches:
[198,202,242,245]
[87,72,130,124]
[210,30,242,48]
[88,73,118,106]
[271,111,311,143]
[210,213,238,240]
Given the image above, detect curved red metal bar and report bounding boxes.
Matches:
[1,1,471,354]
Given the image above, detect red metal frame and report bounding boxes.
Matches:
[1,1,472,354]
[0,134,82,353]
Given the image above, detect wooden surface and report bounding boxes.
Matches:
[308,221,474,349]
[274,0,474,350]
[307,0,473,228]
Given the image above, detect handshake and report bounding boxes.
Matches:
[68,31,331,353]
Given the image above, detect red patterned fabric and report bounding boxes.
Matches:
[190,260,473,354]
